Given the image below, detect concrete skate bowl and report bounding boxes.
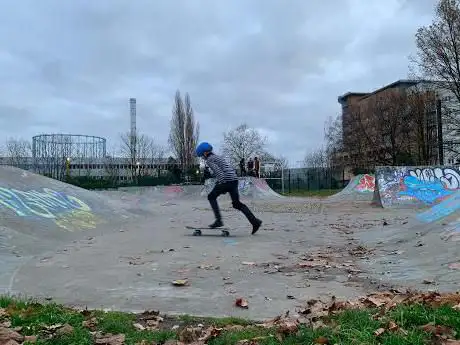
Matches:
[103,184,203,205]
[327,174,375,202]
[358,190,460,291]
[372,166,460,208]
[201,177,284,200]
[0,166,133,292]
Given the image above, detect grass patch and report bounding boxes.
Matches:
[282,189,342,197]
[0,295,459,344]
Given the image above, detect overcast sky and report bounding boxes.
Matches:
[0,0,436,166]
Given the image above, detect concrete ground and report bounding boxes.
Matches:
[8,191,452,321]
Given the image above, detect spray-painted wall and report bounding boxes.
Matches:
[374,166,460,208]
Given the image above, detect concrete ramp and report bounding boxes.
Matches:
[327,174,375,201]
[0,166,131,292]
[373,166,460,208]
[358,190,460,291]
[201,177,284,199]
[115,185,203,200]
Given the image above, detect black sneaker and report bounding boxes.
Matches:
[209,219,224,228]
[251,219,262,235]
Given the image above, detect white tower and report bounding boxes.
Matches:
[129,98,137,159]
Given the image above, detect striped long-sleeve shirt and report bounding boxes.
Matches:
[205,153,237,184]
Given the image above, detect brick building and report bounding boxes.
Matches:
[337,79,458,173]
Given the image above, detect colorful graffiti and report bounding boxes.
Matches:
[356,174,375,192]
[408,167,460,190]
[375,166,460,208]
[0,187,91,218]
[398,176,454,205]
[416,191,460,223]
[238,179,251,196]
[164,185,184,195]
[0,187,97,230]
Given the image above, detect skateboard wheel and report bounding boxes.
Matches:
[193,229,202,236]
[222,230,230,237]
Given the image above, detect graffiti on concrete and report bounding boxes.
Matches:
[376,166,460,207]
[0,187,97,230]
[416,191,460,223]
[0,187,91,218]
[164,185,184,194]
[398,176,454,205]
[253,178,269,191]
[54,210,101,231]
[238,179,251,196]
[356,174,375,192]
[408,167,460,190]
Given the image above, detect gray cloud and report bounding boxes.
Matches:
[0,0,435,165]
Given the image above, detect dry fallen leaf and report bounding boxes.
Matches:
[172,279,189,286]
[56,324,74,336]
[388,321,399,332]
[374,328,386,336]
[364,296,387,308]
[0,327,24,343]
[95,333,126,345]
[2,340,21,345]
[24,335,38,343]
[133,323,145,331]
[0,321,11,328]
[420,323,454,337]
[314,336,329,344]
[82,317,99,331]
[277,319,299,335]
[235,298,249,309]
[241,262,256,266]
[199,326,223,342]
[179,327,203,343]
[448,262,460,270]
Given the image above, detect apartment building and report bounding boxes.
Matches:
[337,79,459,168]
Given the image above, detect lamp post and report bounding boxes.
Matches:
[65,157,70,180]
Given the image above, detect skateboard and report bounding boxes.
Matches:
[185,225,231,237]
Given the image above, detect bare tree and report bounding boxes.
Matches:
[168,90,199,170]
[303,148,328,169]
[411,0,460,100]
[147,141,167,178]
[410,0,460,153]
[222,123,267,165]
[405,86,439,164]
[324,115,344,167]
[184,93,200,167]
[104,146,120,185]
[342,105,374,169]
[120,131,155,179]
[366,92,415,165]
[5,138,32,169]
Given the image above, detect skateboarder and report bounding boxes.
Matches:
[195,142,262,234]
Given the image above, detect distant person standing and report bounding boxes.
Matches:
[247,158,254,177]
[239,158,246,177]
[254,157,260,178]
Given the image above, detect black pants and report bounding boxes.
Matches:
[207,180,258,225]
